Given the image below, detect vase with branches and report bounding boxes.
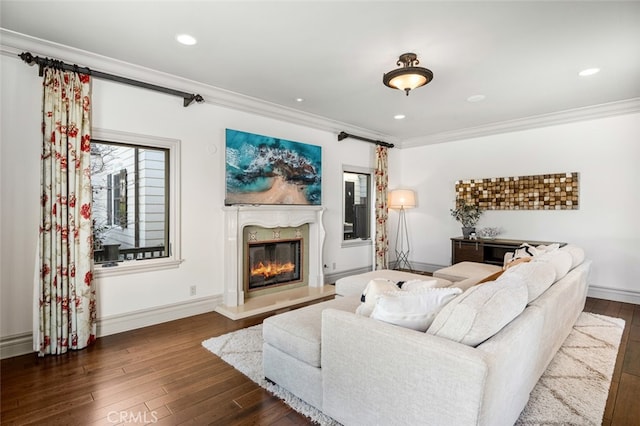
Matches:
[450,200,483,238]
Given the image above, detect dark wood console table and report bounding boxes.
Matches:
[450,237,566,266]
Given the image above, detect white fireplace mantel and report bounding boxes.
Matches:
[222,205,325,307]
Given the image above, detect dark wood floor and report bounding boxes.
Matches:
[1,297,638,425]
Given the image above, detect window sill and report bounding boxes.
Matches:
[341,239,373,248]
[93,258,184,278]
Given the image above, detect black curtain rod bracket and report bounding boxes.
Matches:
[337,131,394,148]
[19,52,204,107]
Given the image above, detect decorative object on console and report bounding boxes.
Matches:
[450,199,483,239]
[455,172,579,210]
[224,129,322,206]
[383,52,434,96]
[478,227,500,239]
[388,189,417,271]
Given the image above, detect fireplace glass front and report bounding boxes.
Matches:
[247,239,302,290]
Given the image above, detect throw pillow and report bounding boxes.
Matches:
[514,243,539,258]
[427,275,528,346]
[397,279,440,291]
[356,278,399,317]
[370,288,462,332]
[504,243,538,268]
[535,243,560,253]
[356,278,443,317]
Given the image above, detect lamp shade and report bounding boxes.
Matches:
[388,189,417,209]
[383,53,434,96]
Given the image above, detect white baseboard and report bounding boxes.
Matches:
[0,332,33,360]
[324,266,373,284]
[0,295,222,359]
[587,285,640,305]
[98,295,222,337]
[409,261,448,274]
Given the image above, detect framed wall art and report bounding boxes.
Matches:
[225,129,322,205]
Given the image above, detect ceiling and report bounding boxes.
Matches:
[2,1,639,146]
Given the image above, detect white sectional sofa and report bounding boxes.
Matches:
[263,244,588,425]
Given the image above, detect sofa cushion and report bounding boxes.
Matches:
[559,244,585,269]
[263,296,360,367]
[498,260,556,303]
[427,275,528,346]
[370,287,462,331]
[532,249,572,281]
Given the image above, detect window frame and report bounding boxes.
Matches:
[92,128,182,277]
[341,165,374,248]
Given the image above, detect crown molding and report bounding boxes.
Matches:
[3,28,636,149]
[0,28,393,144]
[400,97,640,148]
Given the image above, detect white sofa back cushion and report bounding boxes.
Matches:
[532,249,572,281]
[370,288,462,332]
[559,244,585,269]
[427,275,528,346]
[498,260,556,303]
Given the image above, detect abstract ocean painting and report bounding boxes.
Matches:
[225,129,322,205]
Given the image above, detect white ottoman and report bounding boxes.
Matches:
[262,296,361,410]
[334,269,453,297]
[433,262,502,282]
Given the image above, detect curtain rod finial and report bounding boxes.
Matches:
[183,94,205,107]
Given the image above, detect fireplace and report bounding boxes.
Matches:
[245,226,306,295]
[222,205,325,308]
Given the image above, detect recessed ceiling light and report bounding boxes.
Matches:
[467,94,486,103]
[394,114,406,120]
[578,68,600,77]
[176,34,197,46]
[295,98,304,102]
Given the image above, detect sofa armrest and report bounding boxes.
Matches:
[321,309,490,426]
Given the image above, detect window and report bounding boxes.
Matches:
[343,168,372,244]
[90,129,181,274]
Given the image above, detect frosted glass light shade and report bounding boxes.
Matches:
[388,189,417,209]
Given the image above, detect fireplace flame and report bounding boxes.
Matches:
[251,261,296,279]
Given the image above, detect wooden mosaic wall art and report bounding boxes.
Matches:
[455,172,579,210]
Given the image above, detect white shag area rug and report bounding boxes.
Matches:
[202,312,624,425]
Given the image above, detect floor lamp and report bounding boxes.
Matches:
[388,189,417,271]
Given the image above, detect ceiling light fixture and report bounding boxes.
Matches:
[394,114,406,120]
[383,52,433,96]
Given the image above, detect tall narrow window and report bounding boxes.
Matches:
[91,135,177,267]
[343,169,372,242]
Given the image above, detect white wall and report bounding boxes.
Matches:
[389,113,640,302]
[0,49,376,346]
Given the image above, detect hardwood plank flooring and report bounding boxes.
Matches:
[2,297,638,425]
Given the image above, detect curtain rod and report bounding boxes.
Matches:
[337,131,394,148]
[18,52,204,107]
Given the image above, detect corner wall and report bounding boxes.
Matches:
[0,44,375,357]
[389,113,640,303]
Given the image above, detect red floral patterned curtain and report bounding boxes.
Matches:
[35,68,96,356]
[374,145,389,270]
